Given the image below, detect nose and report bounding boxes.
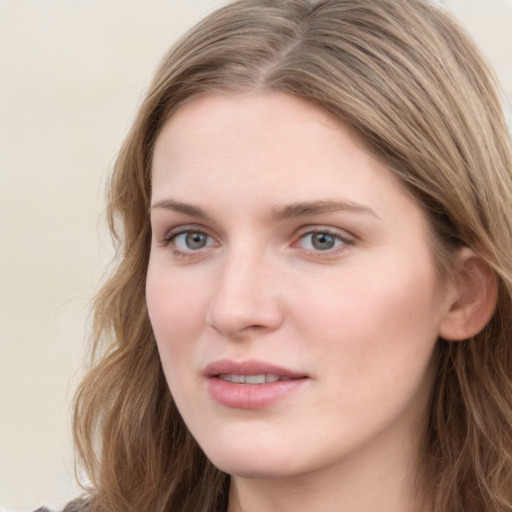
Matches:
[205,249,284,338]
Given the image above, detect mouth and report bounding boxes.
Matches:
[216,373,294,384]
[204,359,309,409]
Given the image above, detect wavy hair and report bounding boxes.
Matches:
[70,0,512,510]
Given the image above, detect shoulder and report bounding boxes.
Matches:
[34,501,90,512]
[62,503,89,512]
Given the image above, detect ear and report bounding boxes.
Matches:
[439,248,498,341]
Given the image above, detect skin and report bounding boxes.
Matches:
[146,92,457,512]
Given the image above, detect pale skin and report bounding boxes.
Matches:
[146,92,497,512]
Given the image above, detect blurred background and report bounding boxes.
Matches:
[0,0,511,510]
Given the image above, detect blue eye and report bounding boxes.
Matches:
[298,231,347,251]
[172,231,213,251]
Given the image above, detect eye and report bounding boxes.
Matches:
[161,227,218,256]
[295,228,353,254]
[301,232,340,251]
[174,231,211,251]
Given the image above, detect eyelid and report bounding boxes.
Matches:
[159,223,211,242]
[295,225,355,242]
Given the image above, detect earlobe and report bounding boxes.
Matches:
[439,248,498,341]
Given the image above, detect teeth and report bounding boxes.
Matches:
[218,374,284,384]
[245,374,266,384]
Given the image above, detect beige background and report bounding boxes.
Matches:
[1,1,511,510]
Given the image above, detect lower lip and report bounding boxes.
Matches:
[207,377,308,409]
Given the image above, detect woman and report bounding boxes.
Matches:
[62,0,512,510]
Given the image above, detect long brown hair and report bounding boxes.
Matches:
[71,1,512,510]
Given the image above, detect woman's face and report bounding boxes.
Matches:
[147,92,452,481]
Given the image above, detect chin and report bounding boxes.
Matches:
[212,458,300,479]
[202,440,315,480]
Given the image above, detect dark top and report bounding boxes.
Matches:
[35,501,87,512]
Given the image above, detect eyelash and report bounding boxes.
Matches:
[159,226,354,259]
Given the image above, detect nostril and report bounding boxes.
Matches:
[205,262,284,337]
[206,296,283,338]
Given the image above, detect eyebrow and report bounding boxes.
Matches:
[150,198,379,221]
[269,199,380,221]
[150,199,209,218]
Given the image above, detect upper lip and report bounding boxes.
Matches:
[204,359,307,379]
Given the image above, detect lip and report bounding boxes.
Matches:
[204,359,309,409]
[204,359,307,379]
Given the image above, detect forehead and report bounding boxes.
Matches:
[153,92,350,168]
[151,92,420,226]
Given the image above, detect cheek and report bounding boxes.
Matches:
[146,267,212,425]
[292,261,442,446]
[146,263,210,372]
[294,255,443,383]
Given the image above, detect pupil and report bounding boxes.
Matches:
[312,233,335,250]
[186,232,207,249]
